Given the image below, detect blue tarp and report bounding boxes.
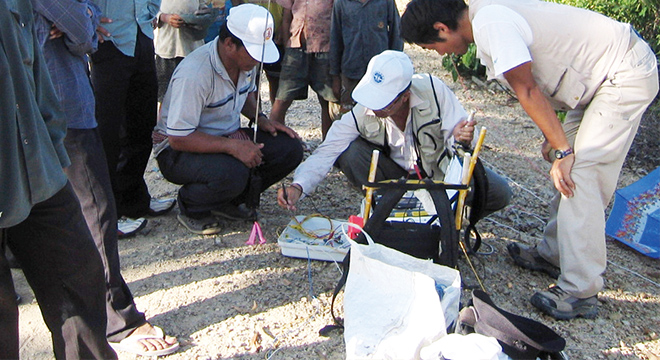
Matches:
[606,167,660,258]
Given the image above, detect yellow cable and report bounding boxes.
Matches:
[459,241,486,292]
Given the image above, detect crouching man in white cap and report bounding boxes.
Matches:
[154,3,303,235]
[277,50,511,216]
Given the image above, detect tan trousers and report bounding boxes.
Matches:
[538,34,659,298]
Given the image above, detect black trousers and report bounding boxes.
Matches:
[90,30,157,219]
[64,128,146,342]
[157,129,304,218]
[0,183,116,360]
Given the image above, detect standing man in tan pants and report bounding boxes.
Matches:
[401,0,659,319]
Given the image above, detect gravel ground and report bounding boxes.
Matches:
[13,32,660,360]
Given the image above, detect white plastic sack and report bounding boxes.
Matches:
[428,333,511,360]
[413,155,464,215]
[443,154,464,202]
[344,234,461,360]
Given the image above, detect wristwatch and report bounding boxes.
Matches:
[554,147,574,159]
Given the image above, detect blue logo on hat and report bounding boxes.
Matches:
[373,72,384,84]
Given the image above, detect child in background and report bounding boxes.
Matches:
[155,0,210,102]
[270,0,338,138]
[329,0,403,113]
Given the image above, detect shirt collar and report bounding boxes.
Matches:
[210,38,256,86]
[209,38,230,81]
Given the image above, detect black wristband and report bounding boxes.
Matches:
[250,112,266,127]
[291,183,303,195]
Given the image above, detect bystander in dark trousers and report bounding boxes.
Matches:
[157,129,303,218]
[90,30,158,219]
[63,128,148,342]
[0,183,116,360]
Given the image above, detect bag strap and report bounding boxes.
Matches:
[319,251,350,335]
[463,158,489,253]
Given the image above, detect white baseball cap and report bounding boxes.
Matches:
[227,4,279,63]
[352,50,414,110]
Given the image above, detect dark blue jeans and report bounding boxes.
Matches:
[157,129,303,218]
[90,30,157,219]
[0,183,116,359]
[64,128,146,342]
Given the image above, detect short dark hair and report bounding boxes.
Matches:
[401,0,468,44]
[218,22,244,48]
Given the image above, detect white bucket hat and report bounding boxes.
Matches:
[226,4,279,63]
[352,50,414,110]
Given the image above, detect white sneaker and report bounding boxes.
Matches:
[148,198,176,216]
[117,217,148,239]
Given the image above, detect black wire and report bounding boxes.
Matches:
[494,80,518,101]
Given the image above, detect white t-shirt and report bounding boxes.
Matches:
[154,0,207,58]
[472,5,533,79]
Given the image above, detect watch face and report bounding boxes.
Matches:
[554,149,572,159]
[554,150,562,159]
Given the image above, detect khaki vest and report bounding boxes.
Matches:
[352,74,452,180]
[469,0,631,110]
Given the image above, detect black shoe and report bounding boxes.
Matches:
[531,285,598,320]
[211,203,258,221]
[507,243,560,279]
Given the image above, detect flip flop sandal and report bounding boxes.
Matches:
[177,214,222,235]
[109,326,180,357]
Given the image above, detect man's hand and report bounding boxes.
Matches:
[160,13,184,28]
[550,154,575,198]
[231,140,265,168]
[49,24,63,40]
[257,116,300,139]
[331,75,342,101]
[541,139,553,162]
[96,17,112,42]
[452,118,476,144]
[277,184,303,211]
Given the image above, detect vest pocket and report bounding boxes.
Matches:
[548,67,586,109]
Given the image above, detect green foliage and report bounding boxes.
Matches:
[549,0,660,55]
[556,110,567,123]
[441,43,486,82]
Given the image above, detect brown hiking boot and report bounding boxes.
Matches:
[507,243,560,279]
[531,285,598,320]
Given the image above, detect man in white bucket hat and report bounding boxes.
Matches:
[154,3,303,235]
[278,50,510,216]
